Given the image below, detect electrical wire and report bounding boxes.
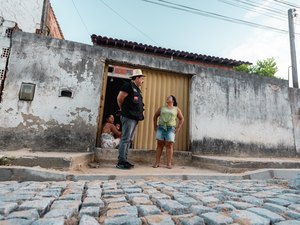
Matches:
[98,0,160,46]
[143,0,299,35]
[220,0,300,27]
[227,0,287,16]
[71,0,91,36]
[272,0,300,9]
[218,0,286,21]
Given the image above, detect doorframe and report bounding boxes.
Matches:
[95,64,109,147]
[95,63,135,147]
[96,62,191,151]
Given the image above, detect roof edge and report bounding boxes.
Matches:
[91,34,252,67]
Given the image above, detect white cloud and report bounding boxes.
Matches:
[244,0,273,19]
[227,17,300,87]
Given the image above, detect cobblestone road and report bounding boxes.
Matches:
[0,179,300,225]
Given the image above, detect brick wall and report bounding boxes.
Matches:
[46,4,64,39]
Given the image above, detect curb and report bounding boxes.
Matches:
[0,166,299,182]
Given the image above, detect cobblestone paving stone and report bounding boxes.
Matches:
[0,179,299,225]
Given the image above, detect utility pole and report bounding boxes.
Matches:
[288,8,298,88]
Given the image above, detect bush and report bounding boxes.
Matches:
[234,58,278,78]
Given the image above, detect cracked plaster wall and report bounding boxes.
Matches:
[0,31,299,156]
[289,88,300,155]
[0,32,103,151]
[190,68,299,157]
[0,0,44,33]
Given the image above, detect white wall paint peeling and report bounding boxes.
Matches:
[0,0,44,33]
[191,72,294,148]
[1,34,102,130]
[192,116,293,146]
[1,31,297,153]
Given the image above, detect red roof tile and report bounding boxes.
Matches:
[91,34,251,67]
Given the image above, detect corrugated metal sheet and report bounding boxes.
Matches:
[133,68,190,151]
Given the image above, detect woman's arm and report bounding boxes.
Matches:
[175,107,184,134]
[153,107,161,131]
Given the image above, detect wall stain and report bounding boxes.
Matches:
[5,108,14,113]
[59,58,96,83]
[75,107,91,113]
[191,137,297,157]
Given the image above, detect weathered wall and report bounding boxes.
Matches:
[289,88,300,154]
[0,18,17,97]
[1,31,299,156]
[0,0,44,33]
[190,68,298,157]
[0,32,104,151]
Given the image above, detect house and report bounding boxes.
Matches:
[0,0,63,38]
[0,1,299,183]
[0,17,299,157]
[0,0,63,101]
[90,35,251,151]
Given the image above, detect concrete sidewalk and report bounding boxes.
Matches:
[1,148,300,182]
[0,149,93,170]
[1,164,300,182]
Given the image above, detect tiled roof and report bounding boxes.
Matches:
[91,34,251,67]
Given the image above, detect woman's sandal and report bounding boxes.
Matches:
[152,164,159,168]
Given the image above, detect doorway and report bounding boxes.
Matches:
[102,76,128,127]
[97,64,190,151]
[96,65,132,147]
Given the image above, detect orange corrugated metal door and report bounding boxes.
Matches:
[133,68,190,151]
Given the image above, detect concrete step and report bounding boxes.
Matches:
[192,155,300,173]
[95,148,300,173]
[0,149,94,170]
[1,149,299,174]
[94,148,192,166]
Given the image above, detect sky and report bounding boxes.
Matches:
[50,0,300,85]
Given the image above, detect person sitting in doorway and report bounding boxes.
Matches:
[100,114,121,148]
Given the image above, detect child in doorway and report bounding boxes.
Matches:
[100,114,121,148]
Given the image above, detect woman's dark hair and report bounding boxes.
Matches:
[103,114,113,123]
[171,95,178,106]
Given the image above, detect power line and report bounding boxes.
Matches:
[272,0,300,9]
[71,0,90,36]
[229,0,287,16]
[218,0,286,21]
[143,0,298,35]
[219,0,300,28]
[98,0,160,46]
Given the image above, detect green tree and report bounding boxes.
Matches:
[234,58,278,78]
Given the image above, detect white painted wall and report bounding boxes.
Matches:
[0,18,16,70]
[289,88,300,154]
[0,30,299,156]
[190,70,296,156]
[0,32,104,151]
[0,0,44,33]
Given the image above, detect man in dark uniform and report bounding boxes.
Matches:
[116,69,145,169]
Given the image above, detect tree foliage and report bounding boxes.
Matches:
[234,58,278,78]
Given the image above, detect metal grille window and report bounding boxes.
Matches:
[1,48,10,58]
[0,69,5,80]
[5,28,13,38]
